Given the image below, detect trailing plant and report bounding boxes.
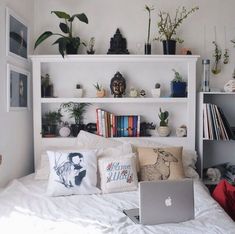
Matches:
[211,41,222,75]
[34,11,88,57]
[145,5,154,44]
[223,49,229,65]
[93,82,103,91]
[158,108,169,127]
[172,69,184,82]
[156,6,199,43]
[61,102,89,125]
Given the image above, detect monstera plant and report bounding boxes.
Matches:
[34,11,88,57]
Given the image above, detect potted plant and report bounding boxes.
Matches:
[157,108,170,137]
[42,109,63,137]
[171,69,187,97]
[41,74,53,97]
[34,11,88,57]
[156,6,199,54]
[61,102,89,136]
[94,82,106,97]
[75,83,83,98]
[151,83,161,97]
[144,5,154,54]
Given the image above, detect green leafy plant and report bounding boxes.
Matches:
[34,11,88,57]
[42,109,63,125]
[41,74,50,87]
[156,6,199,43]
[211,41,222,75]
[158,108,169,127]
[145,5,154,44]
[172,69,184,82]
[61,102,89,125]
[93,82,103,91]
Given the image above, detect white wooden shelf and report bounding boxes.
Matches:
[41,97,188,104]
[202,92,235,95]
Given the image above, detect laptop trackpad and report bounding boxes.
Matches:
[123,208,140,224]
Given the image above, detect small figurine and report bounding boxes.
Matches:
[87,37,95,54]
[110,72,126,98]
[129,87,138,97]
[139,89,146,97]
[224,80,235,92]
[107,28,129,54]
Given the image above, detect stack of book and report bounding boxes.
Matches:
[96,108,140,138]
[203,103,234,140]
[224,164,235,184]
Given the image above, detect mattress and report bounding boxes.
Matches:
[0,174,234,234]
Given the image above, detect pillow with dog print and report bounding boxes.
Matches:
[47,150,100,196]
[98,153,138,194]
[137,147,185,181]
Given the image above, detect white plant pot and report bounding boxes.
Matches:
[157,126,170,137]
[74,89,83,98]
[151,88,161,98]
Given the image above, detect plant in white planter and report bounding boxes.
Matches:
[151,83,161,97]
[75,83,83,98]
[157,108,170,137]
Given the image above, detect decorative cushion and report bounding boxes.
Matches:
[98,153,138,194]
[137,147,185,181]
[46,150,100,196]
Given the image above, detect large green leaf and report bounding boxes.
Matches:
[51,11,70,20]
[53,37,68,57]
[59,23,69,34]
[69,13,88,24]
[71,37,80,48]
[34,31,53,49]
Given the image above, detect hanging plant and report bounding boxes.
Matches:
[211,41,222,75]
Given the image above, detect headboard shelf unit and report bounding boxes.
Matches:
[30,55,199,169]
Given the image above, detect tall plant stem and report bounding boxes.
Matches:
[147,11,151,44]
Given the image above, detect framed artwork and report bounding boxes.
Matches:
[6,7,29,61]
[7,64,30,112]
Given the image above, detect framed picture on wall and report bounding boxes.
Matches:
[7,64,30,112]
[6,7,29,61]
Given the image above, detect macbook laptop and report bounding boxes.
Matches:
[123,179,194,225]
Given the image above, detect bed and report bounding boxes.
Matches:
[1,131,234,233]
[0,174,234,234]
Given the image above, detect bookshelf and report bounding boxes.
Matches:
[30,55,199,169]
[197,92,235,182]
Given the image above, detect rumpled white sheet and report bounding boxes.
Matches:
[0,174,234,234]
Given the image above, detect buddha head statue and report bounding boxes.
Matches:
[110,72,126,98]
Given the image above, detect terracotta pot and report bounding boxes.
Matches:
[96,89,106,98]
[157,126,171,137]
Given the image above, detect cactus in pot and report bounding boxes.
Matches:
[157,108,170,137]
[151,82,161,97]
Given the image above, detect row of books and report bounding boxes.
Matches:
[203,103,234,140]
[96,108,140,137]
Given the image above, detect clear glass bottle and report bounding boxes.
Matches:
[201,59,210,92]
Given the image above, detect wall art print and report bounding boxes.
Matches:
[7,64,30,112]
[6,7,29,60]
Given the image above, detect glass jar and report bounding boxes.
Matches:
[201,59,210,92]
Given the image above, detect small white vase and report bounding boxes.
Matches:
[75,89,83,98]
[151,88,161,98]
[157,126,170,137]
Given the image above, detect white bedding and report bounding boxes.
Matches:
[0,174,234,234]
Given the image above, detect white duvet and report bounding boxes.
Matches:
[0,175,234,234]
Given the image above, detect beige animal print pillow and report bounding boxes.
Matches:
[137,147,185,181]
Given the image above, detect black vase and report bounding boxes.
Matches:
[71,124,85,137]
[66,43,78,55]
[163,40,176,55]
[145,43,151,54]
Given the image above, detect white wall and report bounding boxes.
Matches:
[33,0,235,90]
[0,0,34,187]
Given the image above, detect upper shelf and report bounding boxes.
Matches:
[41,97,188,104]
[30,54,200,63]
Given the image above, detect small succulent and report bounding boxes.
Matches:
[172,69,184,82]
[155,83,161,89]
[158,108,169,127]
[93,82,102,91]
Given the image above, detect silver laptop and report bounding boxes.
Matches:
[123,179,194,225]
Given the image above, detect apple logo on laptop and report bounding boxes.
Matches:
[165,196,172,207]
